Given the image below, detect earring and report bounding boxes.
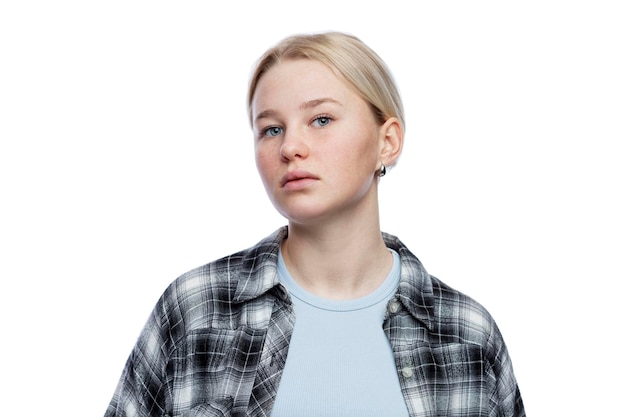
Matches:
[378,163,386,177]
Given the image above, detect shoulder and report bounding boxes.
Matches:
[152,228,286,336]
[414,268,511,369]
[383,232,505,351]
[429,275,501,348]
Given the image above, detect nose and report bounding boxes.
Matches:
[280,128,309,161]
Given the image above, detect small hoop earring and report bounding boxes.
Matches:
[378,163,386,177]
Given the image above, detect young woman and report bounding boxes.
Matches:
[105,32,525,417]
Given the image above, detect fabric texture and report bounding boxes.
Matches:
[105,227,525,417]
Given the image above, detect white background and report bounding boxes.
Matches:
[1,1,624,415]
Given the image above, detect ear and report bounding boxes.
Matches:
[378,117,403,168]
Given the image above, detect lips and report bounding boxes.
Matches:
[280,169,319,190]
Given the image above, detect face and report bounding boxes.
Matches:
[251,59,386,225]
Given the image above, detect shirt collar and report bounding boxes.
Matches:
[382,232,435,332]
[232,227,435,331]
[231,227,287,304]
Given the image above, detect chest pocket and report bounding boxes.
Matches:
[177,397,233,417]
[397,342,494,416]
[167,327,267,416]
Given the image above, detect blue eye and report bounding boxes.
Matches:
[264,126,283,137]
[313,116,332,127]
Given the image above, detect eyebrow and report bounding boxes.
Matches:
[254,97,342,124]
[299,97,342,110]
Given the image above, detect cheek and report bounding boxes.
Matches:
[331,130,379,170]
[254,146,275,180]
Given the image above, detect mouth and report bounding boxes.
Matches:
[280,169,319,190]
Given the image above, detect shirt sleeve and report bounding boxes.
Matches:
[486,320,525,417]
[105,305,169,417]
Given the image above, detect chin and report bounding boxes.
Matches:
[275,204,330,226]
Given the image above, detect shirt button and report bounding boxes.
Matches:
[401,366,413,378]
[388,300,401,314]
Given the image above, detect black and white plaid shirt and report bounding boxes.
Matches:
[105,227,525,417]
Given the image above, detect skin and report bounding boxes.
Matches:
[251,59,403,299]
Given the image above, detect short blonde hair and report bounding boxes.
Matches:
[247,32,405,134]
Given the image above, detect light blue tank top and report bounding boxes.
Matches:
[271,249,409,417]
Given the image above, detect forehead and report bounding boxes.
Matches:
[252,59,355,110]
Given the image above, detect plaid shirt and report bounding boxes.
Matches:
[105,227,525,417]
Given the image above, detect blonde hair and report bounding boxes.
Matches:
[247,32,405,134]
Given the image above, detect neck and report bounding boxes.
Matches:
[282,206,392,300]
